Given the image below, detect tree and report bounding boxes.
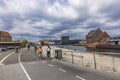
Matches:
[21,40,29,47]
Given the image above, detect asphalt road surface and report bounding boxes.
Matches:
[0,47,120,80]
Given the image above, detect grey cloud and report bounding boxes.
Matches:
[0,0,5,6]
[99,1,120,20]
[0,0,120,41]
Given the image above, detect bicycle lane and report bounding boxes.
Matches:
[19,48,84,80]
[0,49,28,80]
[0,50,14,64]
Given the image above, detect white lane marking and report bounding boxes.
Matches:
[79,74,86,78]
[48,64,54,67]
[75,76,86,80]
[18,53,31,80]
[58,68,66,72]
[42,61,46,64]
[0,52,14,64]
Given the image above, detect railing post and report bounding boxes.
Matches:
[81,56,83,66]
[112,56,115,72]
[93,53,97,69]
[71,52,74,64]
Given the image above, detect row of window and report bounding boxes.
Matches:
[0,37,12,42]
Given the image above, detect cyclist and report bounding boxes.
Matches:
[46,45,51,59]
[15,46,18,53]
[38,46,43,59]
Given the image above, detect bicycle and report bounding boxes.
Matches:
[38,52,42,60]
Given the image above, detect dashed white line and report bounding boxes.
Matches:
[0,52,14,64]
[75,76,86,80]
[48,64,54,67]
[18,53,31,80]
[58,68,66,72]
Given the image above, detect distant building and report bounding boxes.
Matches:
[107,36,120,45]
[0,42,21,48]
[0,31,12,42]
[54,40,61,45]
[37,40,49,45]
[75,40,86,46]
[86,28,110,48]
[61,36,69,41]
[61,39,85,45]
[0,31,21,48]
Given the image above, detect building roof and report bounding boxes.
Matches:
[86,28,102,38]
[93,32,103,41]
[86,30,96,38]
[0,31,12,38]
[86,28,110,42]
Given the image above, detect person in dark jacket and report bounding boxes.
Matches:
[34,46,37,52]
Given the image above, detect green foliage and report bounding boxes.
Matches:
[21,40,29,45]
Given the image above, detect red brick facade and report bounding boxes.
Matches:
[0,31,12,42]
[86,28,110,48]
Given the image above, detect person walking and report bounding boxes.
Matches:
[46,45,51,59]
[34,46,37,52]
[38,46,43,59]
[27,45,30,51]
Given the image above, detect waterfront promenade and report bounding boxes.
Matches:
[0,46,120,80]
[49,45,120,74]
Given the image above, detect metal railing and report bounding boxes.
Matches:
[61,50,120,74]
[46,46,120,74]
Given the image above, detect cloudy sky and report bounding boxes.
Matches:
[0,0,120,41]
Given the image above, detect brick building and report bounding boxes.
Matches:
[86,28,110,48]
[0,31,12,42]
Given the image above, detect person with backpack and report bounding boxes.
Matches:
[38,46,43,59]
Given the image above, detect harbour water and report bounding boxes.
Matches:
[55,45,120,57]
